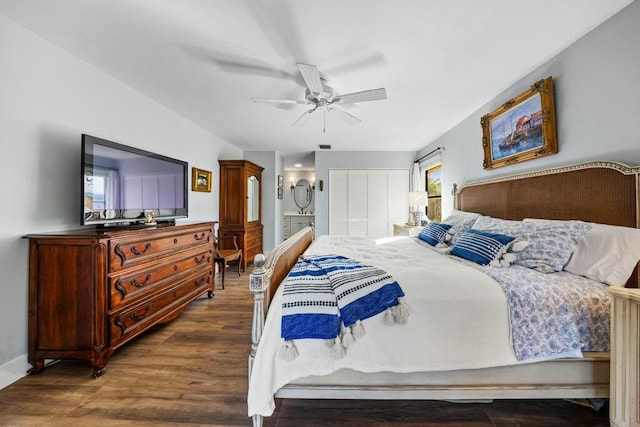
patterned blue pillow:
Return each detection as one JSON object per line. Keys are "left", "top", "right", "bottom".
{"left": 417, "top": 222, "right": 452, "bottom": 246}
{"left": 450, "top": 229, "right": 516, "bottom": 265}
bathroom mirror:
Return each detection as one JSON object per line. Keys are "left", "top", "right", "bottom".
{"left": 247, "top": 175, "right": 260, "bottom": 222}
{"left": 293, "top": 179, "right": 312, "bottom": 210}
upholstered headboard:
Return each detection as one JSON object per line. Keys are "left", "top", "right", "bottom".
{"left": 454, "top": 161, "right": 640, "bottom": 287}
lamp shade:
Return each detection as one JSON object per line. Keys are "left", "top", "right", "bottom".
{"left": 408, "top": 191, "right": 428, "bottom": 207}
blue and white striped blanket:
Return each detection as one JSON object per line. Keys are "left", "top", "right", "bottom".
{"left": 280, "top": 254, "right": 409, "bottom": 360}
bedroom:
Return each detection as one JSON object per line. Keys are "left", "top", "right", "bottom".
{"left": 1, "top": 0, "right": 639, "bottom": 425}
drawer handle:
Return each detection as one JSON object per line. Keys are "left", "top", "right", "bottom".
{"left": 194, "top": 254, "right": 206, "bottom": 264}
{"left": 131, "top": 304, "right": 152, "bottom": 320}
{"left": 131, "top": 274, "right": 152, "bottom": 288}
{"left": 194, "top": 277, "right": 205, "bottom": 287}
{"left": 174, "top": 238, "right": 178, "bottom": 244}
{"left": 173, "top": 291, "right": 178, "bottom": 298}
{"left": 174, "top": 265, "right": 178, "bottom": 271}
{"left": 194, "top": 232, "right": 206, "bottom": 241}
{"left": 130, "top": 243, "right": 151, "bottom": 256}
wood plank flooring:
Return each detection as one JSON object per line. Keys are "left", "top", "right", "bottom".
{"left": 0, "top": 268, "right": 609, "bottom": 426}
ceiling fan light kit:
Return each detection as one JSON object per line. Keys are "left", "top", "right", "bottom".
{"left": 251, "top": 63, "right": 387, "bottom": 132}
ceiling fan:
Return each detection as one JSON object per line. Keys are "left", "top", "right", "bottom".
{"left": 250, "top": 63, "right": 387, "bottom": 131}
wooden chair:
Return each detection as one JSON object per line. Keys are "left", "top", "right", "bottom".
{"left": 214, "top": 234, "right": 243, "bottom": 289}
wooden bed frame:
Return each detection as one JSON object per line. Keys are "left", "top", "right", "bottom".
{"left": 248, "top": 161, "right": 640, "bottom": 427}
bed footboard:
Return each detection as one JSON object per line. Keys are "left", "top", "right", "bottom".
{"left": 248, "top": 227, "right": 314, "bottom": 427}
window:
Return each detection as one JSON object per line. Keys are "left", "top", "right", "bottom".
{"left": 426, "top": 165, "right": 442, "bottom": 222}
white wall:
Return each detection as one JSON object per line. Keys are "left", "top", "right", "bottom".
{"left": 314, "top": 151, "right": 416, "bottom": 236}
{"left": 0, "top": 14, "right": 241, "bottom": 386}
{"left": 417, "top": 1, "right": 640, "bottom": 218}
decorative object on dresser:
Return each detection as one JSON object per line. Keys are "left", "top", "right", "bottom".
{"left": 191, "top": 167, "right": 212, "bottom": 192}
{"left": 480, "top": 76, "right": 557, "bottom": 170}
{"left": 25, "top": 222, "right": 216, "bottom": 377}
{"left": 214, "top": 232, "right": 243, "bottom": 289}
{"left": 393, "top": 223, "right": 423, "bottom": 237}
{"left": 219, "top": 160, "right": 264, "bottom": 270}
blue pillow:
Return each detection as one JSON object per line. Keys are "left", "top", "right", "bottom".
{"left": 450, "top": 229, "right": 516, "bottom": 265}
{"left": 417, "top": 222, "right": 452, "bottom": 246}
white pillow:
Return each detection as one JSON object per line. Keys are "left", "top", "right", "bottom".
{"left": 563, "top": 222, "right": 640, "bottom": 286}
{"left": 441, "top": 209, "right": 481, "bottom": 244}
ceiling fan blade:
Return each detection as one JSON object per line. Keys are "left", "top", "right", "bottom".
{"left": 333, "top": 88, "right": 387, "bottom": 104}
{"left": 291, "top": 108, "right": 316, "bottom": 127}
{"left": 251, "top": 97, "right": 309, "bottom": 105}
{"left": 297, "top": 63, "right": 324, "bottom": 98}
{"left": 329, "top": 106, "right": 362, "bottom": 126}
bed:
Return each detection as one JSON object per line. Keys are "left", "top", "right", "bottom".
{"left": 247, "top": 161, "right": 640, "bottom": 427}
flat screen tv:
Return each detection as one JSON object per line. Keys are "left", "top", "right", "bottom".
{"left": 82, "top": 134, "right": 188, "bottom": 226}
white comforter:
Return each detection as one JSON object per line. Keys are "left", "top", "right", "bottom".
{"left": 247, "top": 235, "right": 519, "bottom": 417}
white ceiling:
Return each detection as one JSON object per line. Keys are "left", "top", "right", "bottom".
{"left": 0, "top": 0, "right": 632, "bottom": 169}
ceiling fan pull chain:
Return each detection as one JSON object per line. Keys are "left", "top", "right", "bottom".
{"left": 323, "top": 108, "right": 326, "bottom": 133}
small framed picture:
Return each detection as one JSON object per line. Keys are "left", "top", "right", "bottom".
{"left": 277, "top": 187, "right": 283, "bottom": 199}
{"left": 277, "top": 175, "right": 283, "bottom": 188}
{"left": 192, "top": 167, "right": 212, "bottom": 192}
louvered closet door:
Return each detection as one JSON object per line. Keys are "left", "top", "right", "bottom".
{"left": 387, "top": 170, "right": 409, "bottom": 235}
{"left": 329, "top": 170, "right": 349, "bottom": 235}
{"left": 348, "top": 170, "right": 368, "bottom": 235}
{"left": 367, "top": 170, "right": 388, "bottom": 237}
{"left": 329, "top": 169, "right": 409, "bottom": 236}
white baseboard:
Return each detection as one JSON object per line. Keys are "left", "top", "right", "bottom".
{"left": 0, "top": 353, "right": 29, "bottom": 389}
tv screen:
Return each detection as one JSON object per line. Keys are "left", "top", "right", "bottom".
{"left": 82, "top": 134, "right": 188, "bottom": 226}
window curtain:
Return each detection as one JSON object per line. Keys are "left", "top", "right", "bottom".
{"left": 419, "top": 152, "right": 442, "bottom": 173}
{"left": 411, "top": 162, "right": 421, "bottom": 192}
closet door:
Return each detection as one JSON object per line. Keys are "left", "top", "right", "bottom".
{"left": 329, "top": 170, "right": 349, "bottom": 235}
{"left": 387, "top": 170, "right": 409, "bottom": 234}
{"left": 348, "top": 170, "right": 368, "bottom": 236}
{"left": 367, "top": 170, "right": 388, "bottom": 237}
{"left": 329, "top": 169, "right": 409, "bottom": 236}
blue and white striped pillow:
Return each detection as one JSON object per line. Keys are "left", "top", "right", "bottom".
{"left": 417, "top": 222, "right": 452, "bottom": 246}
{"left": 450, "top": 229, "right": 516, "bottom": 265}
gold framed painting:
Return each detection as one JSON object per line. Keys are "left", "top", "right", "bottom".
{"left": 191, "top": 167, "right": 212, "bottom": 192}
{"left": 481, "top": 76, "right": 557, "bottom": 170}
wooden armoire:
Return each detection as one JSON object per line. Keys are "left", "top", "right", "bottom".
{"left": 218, "top": 160, "right": 264, "bottom": 269}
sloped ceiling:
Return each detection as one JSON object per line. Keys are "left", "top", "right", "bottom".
{"left": 0, "top": 0, "right": 632, "bottom": 165}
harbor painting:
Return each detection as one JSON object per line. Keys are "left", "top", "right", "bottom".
{"left": 481, "top": 77, "right": 557, "bottom": 170}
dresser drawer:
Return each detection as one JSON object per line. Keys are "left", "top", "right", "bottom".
{"left": 109, "top": 247, "right": 212, "bottom": 308}
{"left": 109, "top": 226, "right": 213, "bottom": 272}
{"left": 109, "top": 269, "right": 212, "bottom": 345}
{"left": 245, "top": 244, "right": 262, "bottom": 261}
{"left": 245, "top": 234, "right": 262, "bottom": 249}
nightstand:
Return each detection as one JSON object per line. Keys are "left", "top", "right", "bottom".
{"left": 393, "top": 223, "right": 423, "bottom": 237}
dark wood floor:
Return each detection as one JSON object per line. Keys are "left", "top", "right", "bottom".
{"left": 0, "top": 268, "right": 609, "bottom": 426}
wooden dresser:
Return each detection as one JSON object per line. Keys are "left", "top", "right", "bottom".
{"left": 26, "top": 222, "right": 215, "bottom": 377}
{"left": 219, "top": 160, "right": 264, "bottom": 269}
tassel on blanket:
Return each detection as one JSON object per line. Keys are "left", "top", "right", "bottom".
{"left": 392, "top": 297, "right": 411, "bottom": 325}
{"left": 329, "top": 336, "right": 346, "bottom": 359}
{"left": 341, "top": 324, "right": 356, "bottom": 348}
{"left": 278, "top": 340, "right": 299, "bottom": 361}
{"left": 351, "top": 320, "right": 366, "bottom": 339}
{"left": 383, "top": 307, "right": 396, "bottom": 325}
